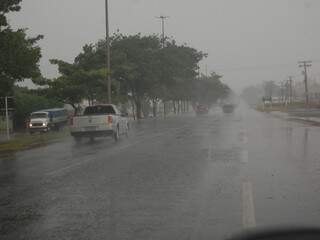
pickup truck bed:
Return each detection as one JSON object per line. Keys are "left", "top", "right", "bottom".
{"left": 70, "top": 104, "right": 128, "bottom": 141}
{"left": 71, "top": 115, "right": 114, "bottom": 137}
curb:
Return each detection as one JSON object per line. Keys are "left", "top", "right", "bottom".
{"left": 268, "top": 111, "right": 320, "bottom": 126}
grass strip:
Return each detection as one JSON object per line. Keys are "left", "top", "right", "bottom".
{"left": 0, "top": 129, "right": 69, "bottom": 152}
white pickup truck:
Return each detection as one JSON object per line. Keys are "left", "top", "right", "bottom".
{"left": 70, "top": 104, "right": 129, "bottom": 142}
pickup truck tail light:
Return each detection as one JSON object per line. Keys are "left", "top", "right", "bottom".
{"left": 107, "top": 115, "right": 113, "bottom": 124}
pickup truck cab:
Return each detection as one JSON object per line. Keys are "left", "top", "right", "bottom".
{"left": 70, "top": 104, "right": 129, "bottom": 142}
{"left": 222, "top": 103, "right": 235, "bottom": 113}
{"left": 29, "top": 108, "right": 68, "bottom": 133}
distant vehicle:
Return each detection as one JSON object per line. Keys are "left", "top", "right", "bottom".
{"left": 222, "top": 104, "right": 235, "bottom": 113}
{"left": 29, "top": 108, "right": 68, "bottom": 134}
{"left": 70, "top": 104, "right": 129, "bottom": 142}
{"left": 196, "top": 104, "right": 209, "bottom": 115}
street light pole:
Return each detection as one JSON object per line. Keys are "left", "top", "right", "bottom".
{"left": 288, "top": 76, "right": 293, "bottom": 103}
{"left": 105, "top": 0, "right": 112, "bottom": 103}
{"left": 156, "top": 15, "right": 169, "bottom": 118}
{"left": 156, "top": 16, "right": 169, "bottom": 47}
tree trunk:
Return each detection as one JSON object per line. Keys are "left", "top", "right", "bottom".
{"left": 173, "top": 101, "right": 177, "bottom": 114}
{"left": 131, "top": 99, "right": 136, "bottom": 120}
{"left": 163, "top": 101, "right": 166, "bottom": 118}
{"left": 152, "top": 99, "right": 157, "bottom": 118}
{"left": 177, "top": 100, "right": 180, "bottom": 114}
{"left": 136, "top": 98, "right": 142, "bottom": 119}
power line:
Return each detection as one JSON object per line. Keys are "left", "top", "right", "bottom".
{"left": 212, "top": 60, "right": 320, "bottom": 73}
{"left": 214, "top": 62, "right": 299, "bottom": 72}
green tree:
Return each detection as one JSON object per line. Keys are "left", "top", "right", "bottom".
{"left": 0, "top": 0, "right": 43, "bottom": 96}
{"left": 46, "top": 32, "right": 229, "bottom": 119}
{"left": 111, "top": 34, "right": 162, "bottom": 118}
{"left": 158, "top": 41, "right": 206, "bottom": 113}
{"left": 0, "top": 0, "right": 21, "bottom": 28}
{"left": 111, "top": 35, "right": 206, "bottom": 118}
{"left": 192, "top": 73, "right": 230, "bottom": 106}
{"left": 47, "top": 43, "right": 124, "bottom": 111}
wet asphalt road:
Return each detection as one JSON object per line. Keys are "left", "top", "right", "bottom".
{"left": 1, "top": 105, "right": 320, "bottom": 240}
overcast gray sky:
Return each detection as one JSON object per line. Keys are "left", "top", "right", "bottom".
{"left": 8, "top": 0, "right": 320, "bottom": 92}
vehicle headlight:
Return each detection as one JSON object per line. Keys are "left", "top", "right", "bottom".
{"left": 42, "top": 123, "right": 47, "bottom": 126}
{"left": 29, "top": 123, "right": 32, "bottom": 127}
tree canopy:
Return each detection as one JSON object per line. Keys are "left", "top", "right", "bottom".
{"left": 0, "top": 0, "right": 21, "bottom": 28}
{"left": 0, "top": 0, "right": 43, "bottom": 96}
{"left": 193, "top": 73, "right": 230, "bottom": 106}
{"left": 46, "top": 33, "right": 230, "bottom": 118}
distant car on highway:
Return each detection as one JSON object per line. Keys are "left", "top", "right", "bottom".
{"left": 196, "top": 104, "right": 209, "bottom": 115}
{"left": 29, "top": 108, "right": 68, "bottom": 134}
{"left": 222, "top": 104, "right": 235, "bottom": 113}
{"left": 70, "top": 104, "right": 129, "bottom": 142}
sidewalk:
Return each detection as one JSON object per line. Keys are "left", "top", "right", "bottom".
{"left": 269, "top": 111, "right": 320, "bottom": 125}
{"left": 0, "top": 132, "right": 10, "bottom": 143}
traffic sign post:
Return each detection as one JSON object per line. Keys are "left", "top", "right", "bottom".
{"left": 5, "top": 97, "right": 10, "bottom": 140}
{"left": 0, "top": 96, "right": 14, "bottom": 140}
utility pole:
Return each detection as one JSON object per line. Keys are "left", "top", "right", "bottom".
{"left": 280, "top": 82, "right": 284, "bottom": 104}
{"left": 288, "top": 76, "right": 293, "bottom": 103}
{"left": 105, "top": 0, "right": 112, "bottom": 103}
{"left": 299, "top": 61, "right": 312, "bottom": 106}
{"left": 156, "top": 16, "right": 169, "bottom": 47}
{"left": 284, "top": 80, "right": 289, "bottom": 104}
{"left": 1, "top": 96, "right": 13, "bottom": 140}
{"left": 156, "top": 15, "right": 169, "bottom": 118}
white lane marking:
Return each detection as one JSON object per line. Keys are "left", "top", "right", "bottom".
{"left": 239, "top": 128, "right": 248, "bottom": 144}
{"left": 242, "top": 135, "right": 248, "bottom": 144}
{"left": 239, "top": 128, "right": 246, "bottom": 135}
{"left": 242, "top": 181, "right": 256, "bottom": 228}
{"left": 46, "top": 159, "right": 92, "bottom": 177}
{"left": 241, "top": 150, "right": 249, "bottom": 163}
{"left": 208, "top": 144, "right": 212, "bottom": 161}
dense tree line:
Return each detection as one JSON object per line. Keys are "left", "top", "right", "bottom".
{"left": 45, "top": 33, "right": 230, "bottom": 118}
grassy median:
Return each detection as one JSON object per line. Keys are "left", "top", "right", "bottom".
{"left": 257, "top": 102, "right": 320, "bottom": 112}
{"left": 0, "top": 128, "right": 70, "bottom": 153}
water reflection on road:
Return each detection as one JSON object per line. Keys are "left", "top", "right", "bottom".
{"left": 1, "top": 105, "right": 320, "bottom": 239}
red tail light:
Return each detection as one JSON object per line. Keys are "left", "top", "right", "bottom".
{"left": 107, "top": 115, "right": 113, "bottom": 124}
{"left": 70, "top": 117, "right": 74, "bottom": 126}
